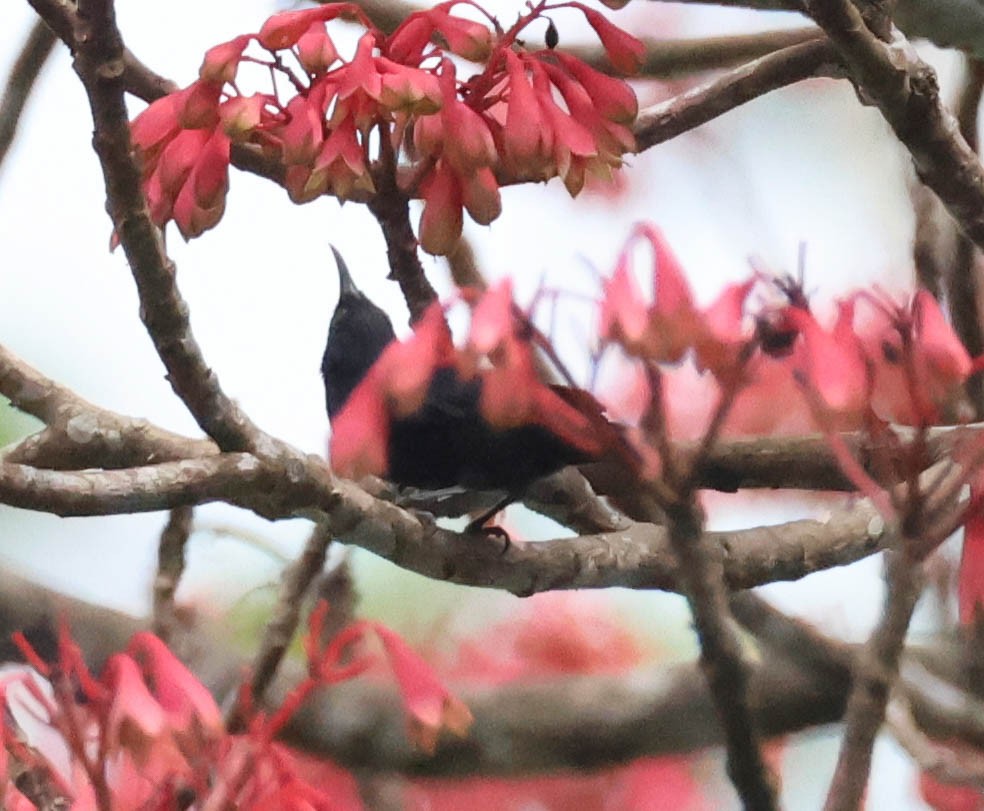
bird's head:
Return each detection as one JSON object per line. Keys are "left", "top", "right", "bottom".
{"left": 321, "top": 246, "right": 397, "bottom": 418}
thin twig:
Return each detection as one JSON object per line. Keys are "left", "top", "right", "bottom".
{"left": 823, "top": 550, "right": 925, "bottom": 811}
{"left": 227, "top": 522, "right": 335, "bottom": 731}
{"left": 152, "top": 505, "right": 194, "bottom": 643}
{"left": 0, "top": 19, "right": 57, "bottom": 174}
{"left": 313, "top": 551, "right": 357, "bottom": 644}
{"left": 661, "top": 498, "right": 779, "bottom": 809}
{"left": 446, "top": 236, "right": 486, "bottom": 291}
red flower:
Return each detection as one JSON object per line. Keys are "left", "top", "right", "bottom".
{"left": 387, "top": 5, "right": 492, "bottom": 63}
{"left": 960, "top": 486, "right": 984, "bottom": 627}
{"left": 127, "top": 3, "right": 639, "bottom": 251}
{"left": 861, "top": 289, "right": 972, "bottom": 425}
{"left": 200, "top": 35, "right": 252, "bottom": 84}
{"left": 102, "top": 653, "right": 172, "bottom": 762}
{"left": 695, "top": 279, "right": 756, "bottom": 376}
{"left": 553, "top": 52, "right": 638, "bottom": 124}
{"left": 374, "top": 624, "right": 473, "bottom": 753}
{"left": 311, "top": 116, "right": 373, "bottom": 200}
{"left": 125, "top": 632, "right": 223, "bottom": 745}
{"left": 785, "top": 302, "right": 868, "bottom": 423}
{"left": 257, "top": 4, "right": 364, "bottom": 50}
{"left": 171, "top": 128, "right": 231, "bottom": 240}
{"left": 296, "top": 22, "right": 340, "bottom": 74}
{"left": 501, "top": 51, "right": 551, "bottom": 177}
{"left": 330, "top": 304, "right": 454, "bottom": 478}
{"left": 575, "top": 5, "right": 645, "bottom": 73}
{"left": 377, "top": 57, "right": 442, "bottom": 116}
{"left": 418, "top": 160, "right": 465, "bottom": 256}
{"left": 599, "top": 225, "right": 700, "bottom": 364}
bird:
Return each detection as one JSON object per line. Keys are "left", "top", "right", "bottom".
{"left": 321, "top": 247, "right": 601, "bottom": 527}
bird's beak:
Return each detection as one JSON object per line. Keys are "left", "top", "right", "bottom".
{"left": 330, "top": 245, "right": 359, "bottom": 297}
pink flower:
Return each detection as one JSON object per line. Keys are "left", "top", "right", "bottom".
{"left": 501, "top": 51, "right": 552, "bottom": 177}
{"left": 861, "top": 289, "right": 972, "bottom": 424}
{"left": 102, "top": 653, "right": 170, "bottom": 762}
{"left": 599, "top": 225, "right": 700, "bottom": 365}
{"left": 257, "top": 4, "right": 364, "bottom": 50}
{"left": 200, "top": 35, "right": 252, "bottom": 84}
{"left": 785, "top": 302, "right": 868, "bottom": 423}
{"left": 171, "top": 129, "right": 230, "bottom": 240}
{"left": 125, "top": 632, "right": 223, "bottom": 746}
{"left": 575, "top": 5, "right": 645, "bottom": 73}
{"left": 418, "top": 161, "right": 464, "bottom": 256}
{"left": 386, "top": 5, "right": 492, "bottom": 63}
{"left": 374, "top": 624, "right": 473, "bottom": 753}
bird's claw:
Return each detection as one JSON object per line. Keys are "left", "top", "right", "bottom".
{"left": 465, "top": 518, "right": 512, "bottom": 554}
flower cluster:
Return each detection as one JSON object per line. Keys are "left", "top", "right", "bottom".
{"left": 0, "top": 608, "right": 470, "bottom": 809}
{"left": 129, "top": 1, "right": 642, "bottom": 251}
{"left": 598, "top": 224, "right": 975, "bottom": 431}
{"left": 330, "top": 280, "right": 608, "bottom": 480}
{"left": 599, "top": 223, "right": 755, "bottom": 380}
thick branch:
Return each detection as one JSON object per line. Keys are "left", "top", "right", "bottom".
{"left": 285, "top": 651, "right": 846, "bottom": 776}
{"left": 0, "top": 455, "right": 271, "bottom": 515}
{"left": 64, "top": 0, "right": 262, "bottom": 453}
{"left": 0, "top": 344, "right": 216, "bottom": 469}
{"left": 0, "top": 558, "right": 852, "bottom": 776}
{"left": 806, "top": 0, "right": 984, "bottom": 253}
{"left": 15, "top": 563, "right": 984, "bottom": 777}
{"left": 0, "top": 454, "right": 892, "bottom": 593}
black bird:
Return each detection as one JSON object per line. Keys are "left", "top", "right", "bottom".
{"left": 321, "top": 247, "right": 599, "bottom": 523}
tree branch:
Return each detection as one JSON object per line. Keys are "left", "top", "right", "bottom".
{"left": 634, "top": 37, "right": 839, "bottom": 151}
{"left": 0, "top": 452, "right": 894, "bottom": 593}
{"left": 663, "top": 500, "right": 778, "bottom": 808}
{"left": 806, "top": 0, "right": 984, "bottom": 255}
{"left": 0, "top": 343, "right": 216, "bottom": 469}
{"left": 63, "top": 0, "right": 263, "bottom": 453}
{"left": 0, "top": 19, "right": 57, "bottom": 174}
{"left": 578, "top": 27, "right": 825, "bottom": 78}
{"left": 0, "top": 455, "right": 271, "bottom": 515}
{"left": 947, "top": 57, "right": 984, "bottom": 417}
{"left": 230, "top": 522, "right": 335, "bottom": 730}
{"left": 152, "top": 505, "right": 193, "bottom": 643}
{"left": 824, "top": 550, "right": 925, "bottom": 811}
{"left": 369, "top": 134, "right": 437, "bottom": 323}
{"left": 0, "top": 556, "right": 851, "bottom": 776}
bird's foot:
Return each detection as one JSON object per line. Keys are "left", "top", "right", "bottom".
{"left": 464, "top": 517, "right": 512, "bottom": 553}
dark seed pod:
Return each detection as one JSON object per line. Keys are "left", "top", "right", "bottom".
{"left": 545, "top": 19, "right": 559, "bottom": 49}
